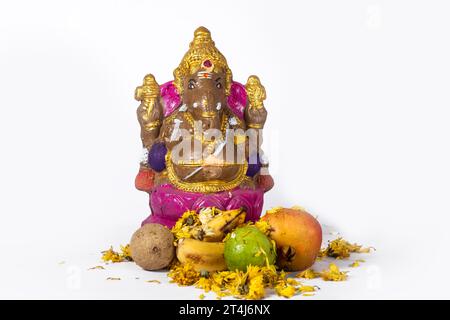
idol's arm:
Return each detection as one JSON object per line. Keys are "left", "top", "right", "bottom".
{"left": 135, "top": 74, "right": 163, "bottom": 192}
{"left": 245, "top": 106, "right": 273, "bottom": 192}
{"left": 245, "top": 105, "right": 267, "bottom": 130}
{"left": 137, "top": 97, "right": 163, "bottom": 150}
{"left": 244, "top": 75, "right": 274, "bottom": 192}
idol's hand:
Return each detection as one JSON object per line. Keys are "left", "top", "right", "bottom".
{"left": 245, "top": 105, "right": 267, "bottom": 129}
{"left": 135, "top": 74, "right": 163, "bottom": 148}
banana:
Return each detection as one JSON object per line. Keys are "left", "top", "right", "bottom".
{"left": 190, "top": 208, "right": 246, "bottom": 242}
{"left": 176, "top": 238, "right": 227, "bottom": 272}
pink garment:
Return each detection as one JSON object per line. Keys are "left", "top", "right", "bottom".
{"left": 142, "top": 184, "right": 264, "bottom": 228}
{"left": 227, "top": 81, "right": 247, "bottom": 120}
{"left": 160, "top": 81, "right": 181, "bottom": 117}
{"left": 160, "top": 81, "right": 247, "bottom": 119}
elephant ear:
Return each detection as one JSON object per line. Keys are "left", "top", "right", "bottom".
{"left": 160, "top": 81, "right": 182, "bottom": 117}
{"left": 227, "top": 81, "right": 247, "bottom": 120}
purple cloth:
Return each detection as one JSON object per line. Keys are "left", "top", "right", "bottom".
{"left": 148, "top": 142, "right": 167, "bottom": 172}
{"left": 246, "top": 153, "right": 262, "bottom": 177}
{"left": 160, "top": 80, "right": 247, "bottom": 119}
{"left": 141, "top": 184, "right": 264, "bottom": 228}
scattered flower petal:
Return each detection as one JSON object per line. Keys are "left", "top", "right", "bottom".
{"left": 319, "top": 263, "right": 348, "bottom": 281}
{"left": 296, "top": 269, "right": 319, "bottom": 279}
{"left": 146, "top": 280, "right": 161, "bottom": 284}
{"left": 88, "top": 266, "right": 105, "bottom": 270}
{"left": 101, "top": 245, "right": 133, "bottom": 263}
{"left": 319, "top": 238, "right": 373, "bottom": 259}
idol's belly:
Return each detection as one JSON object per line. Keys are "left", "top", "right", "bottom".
{"left": 165, "top": 150, "right": 249, "bottom": 193}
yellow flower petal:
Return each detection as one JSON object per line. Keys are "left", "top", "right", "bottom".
{"left": 298, "top": 285, "right": 316, "bottom": 293}
{"left": 296, "top": 269, "right": 319, "bottom": 279}
{"left": 275, "top": 284, "right": 296, "bottom": 298}
{"left": 319, "top": 263, "right": 348, "bottom": 281}
{"left": 320, "top": 238, "right": 373, "bottom": 259}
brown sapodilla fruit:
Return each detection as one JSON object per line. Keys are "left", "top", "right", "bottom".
{"left": 262, "top": 207, "right": 322, "bottom": 271}
{"left": 130, "top": 223, "right": 175, "bottom": 270}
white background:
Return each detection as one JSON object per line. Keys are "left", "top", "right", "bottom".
{"left": 1, "top": 0, "right": 449, "bottom": 299}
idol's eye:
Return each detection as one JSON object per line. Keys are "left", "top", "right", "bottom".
{"left": 215, "top": 78, "right": 222, "bottom": 89}
{"left": 188, "top": 79, "right": 196, "bottom": 89}
{"left": 216, "top": 77, "right": 222, "bottom": 89}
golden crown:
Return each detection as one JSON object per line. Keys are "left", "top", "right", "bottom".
{"left": 173, "top": 27, "right": 233, "bottom": 95}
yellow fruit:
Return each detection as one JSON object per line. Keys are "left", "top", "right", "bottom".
{"left": 176, "top": 238, "right": 227, "bottom": 272}
{"left": 190, "top": 208, "right": 246, "bottom": 242}
{"left": 262, "top": 207, "right": 322, "bottom": 271}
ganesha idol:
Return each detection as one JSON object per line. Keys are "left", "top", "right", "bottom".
{"left": 134, "top": 27, "right": 274, "bottom": 228}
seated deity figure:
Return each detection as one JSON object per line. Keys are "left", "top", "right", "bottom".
{"left": 134, "top": 27, "right": 274, "bottom": 228}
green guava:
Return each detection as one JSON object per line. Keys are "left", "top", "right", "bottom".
{"left": 224, "top": 225, "right": 276, "bottom": 271}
